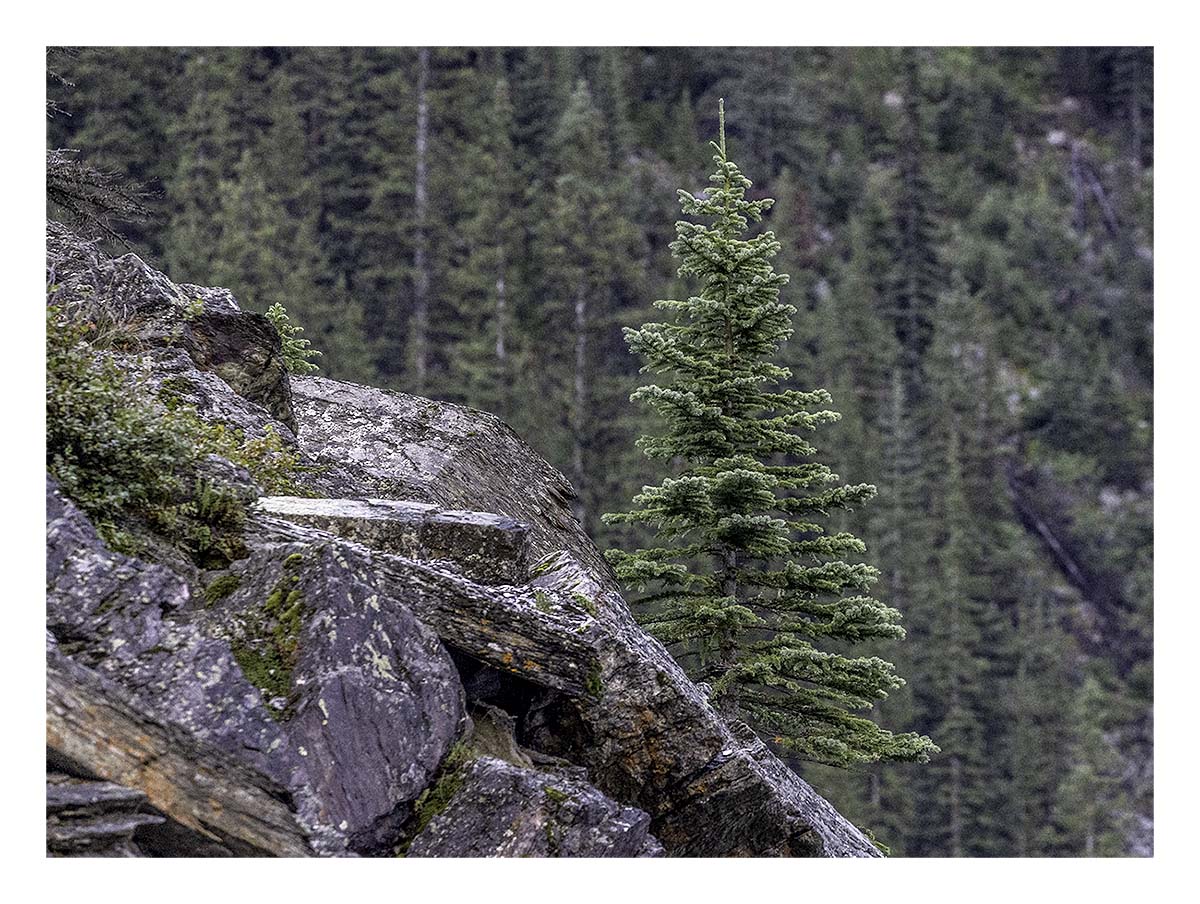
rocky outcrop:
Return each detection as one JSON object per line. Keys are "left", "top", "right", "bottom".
{"left": 45, "top": 226, "right": 879, "bottom": 857}
{"left": 47, "top": 223, "right": 296, "bottom": 436}
{"left": 281, "top": 388, "right": 878, "bottom": 858}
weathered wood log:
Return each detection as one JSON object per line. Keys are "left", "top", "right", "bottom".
{"left": 46, "top": 648, "right": 312, "bottom": 857}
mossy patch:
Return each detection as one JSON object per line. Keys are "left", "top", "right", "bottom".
{"left": 231, "top": 570, "right": 307, "bottom": 720}
{"left": 528, "top": 555, "right": 560, "bottom": 579}
{"left": 585, "top": 663, "right": 604, "bottom": 699}
{"left": 571, "top": 591, "right": 598, "bottom": 617}
{"left": 203, "top": 572, "right": 243, "bottom": 606}
{"left": 533, "top": 589, "right": 553, "bottom": 612}
{"left": 543, "top": 786, "right": 570, "bottom": 804}
{"left": 396, "top": 742, "right": 475, "bottom": 856}
{"left": 156, "top": 375, "right": 195, "bottom": 410}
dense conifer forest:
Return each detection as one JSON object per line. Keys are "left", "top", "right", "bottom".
{"left": 47, "top": 46, "right": 1153, "bottom": 856}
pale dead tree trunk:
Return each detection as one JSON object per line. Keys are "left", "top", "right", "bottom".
{"left": 950, "top": 754, "right": 964, "bottom": 857}
{"left": 948, "top": 536, "right": 965, "bottom": 858}
{"left": 495, "top": 264, "right": 507, "bottom": 362}
{"left": 571, "top": 286, "right": 588, "bottom": 530}
{"left": 1128, "top": 89, "right": 1143, "bottom": 169}
{"left": 493, "top": 251, "right": 510, "bottom": 418}
{"left": 411, "top": 47, "right": 431, "bottom": 392}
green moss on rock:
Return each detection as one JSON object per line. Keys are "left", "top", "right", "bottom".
{"left": 203, "top": 572, "right": 243, "bottom": 606}
{"left": 231, "top": 570, "right": 307, "bottom": 720}
{"left": 397, "top": 742, "right": 476, "bottom": 856}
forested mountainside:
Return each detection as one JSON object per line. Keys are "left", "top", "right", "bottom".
{"left": 47, "top": 46, "right": 1152, "bottom": 856}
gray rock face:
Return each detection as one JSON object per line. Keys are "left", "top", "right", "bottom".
{"left": 406, "top": 757, "right": 662, "bottom": 858}
{"left": 47, "top": 774, "right": 163, "bottom": 857}
{"left": 290, "top": 376, "right": 611, "bottom": 581}
{"left": 47, "top": 477, "right": 467, "bottom": 856}
{"left": 205, "top": 537, "right": 468, "bottom": 854}
{"left": 246, "top": 511, "right": 601, "bottom": 697}
{"left": 254, "top": 496, "right": 530, "bottom": 585}
{"left": 48, "top": 644, "right": 312, "bottom": 858}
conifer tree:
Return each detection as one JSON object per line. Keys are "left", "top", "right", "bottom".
{"left": 605, "top": 102, "right": 936, "bottom": 768}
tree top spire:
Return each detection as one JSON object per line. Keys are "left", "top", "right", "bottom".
{"left": 718, "top": 97, "right": 726, "bottom": 159}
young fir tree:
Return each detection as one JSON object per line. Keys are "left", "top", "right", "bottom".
{"left": 605, "top": 102, "right": 937, "bottom": 768}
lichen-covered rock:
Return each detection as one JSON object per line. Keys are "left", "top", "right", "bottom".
{"left": 47, "top": 477, "right": 467, "bottom": 856}
{"left": 406, "top": 757, "right": 662, "bottom": 858}
{"left": 203, "top": 539, "right": 469, "bottom": 854}
{"left": 47, "top": 222, "right": 296, "bottom": 434}
{"left": 290, "top": 376, "right": 610, "bottom": 580}
{"left": 282, "top": 381, "right": 881, "bottom": 856}
{"left": 254, "top": 496, "right": 530, "bottom": 585}
{"left": 48, "top": 644, "right": 312, "bottom": 857}
{"left": 246, "top": 511, "right": 600, "bottom": 697}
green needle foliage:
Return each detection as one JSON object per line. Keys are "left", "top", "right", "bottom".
{"left": 604, "top": 101, "right": 937, "bottom": 768}
{"left": 266, "top": 302, "right": 322, "bottom": 374}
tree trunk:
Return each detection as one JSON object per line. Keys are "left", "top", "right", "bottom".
{"left": 495, "top": 247, "right": 509, "bottom": 415}
{"left": 411, "top": 47, "right": 431, "bottom": 392}
{"left": 571, "top": 286, "right": 588, "bottom": 531}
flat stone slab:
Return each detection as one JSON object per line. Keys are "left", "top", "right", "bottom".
{"left": 254, "top": 497, "right": 530, "bottom": 585}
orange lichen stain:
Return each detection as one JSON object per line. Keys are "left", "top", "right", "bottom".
{"left": 501, "top": 652, "right": 514, "bottom": 665}
{"left": 523, "top": 660, "right": 540, "bottom": 671}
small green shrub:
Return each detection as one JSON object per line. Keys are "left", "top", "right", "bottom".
{"left": 172, "top": 410, "right": 312, "bottom": 497}
{"left": 48, "top": 306, "right": 191, "bottom": 526}
{"left": 48, "top": 305, "right": 307, "bottom": 564}
{"left": 265, "top": 303, "right": 321, "bottom": 375}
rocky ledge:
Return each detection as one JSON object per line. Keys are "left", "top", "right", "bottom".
{"left": 45, "top": 225, "right": 879, "bottom": 857}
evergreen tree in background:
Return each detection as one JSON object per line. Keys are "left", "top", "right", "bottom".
{"left": 605, "top": 102, "right": 937, "bottom": 768}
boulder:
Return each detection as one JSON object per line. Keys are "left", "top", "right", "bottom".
{"left": 406, "top": 757, "right": 662, "bottom": 858}
{"left": 48, "top": 477, "right": 467, "bottom": 856}
{"left": 290, "top": 376, "right": 610, "bottom": 581}
{"left": 46, "top": 222, "right": 296, "bottom": 434}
